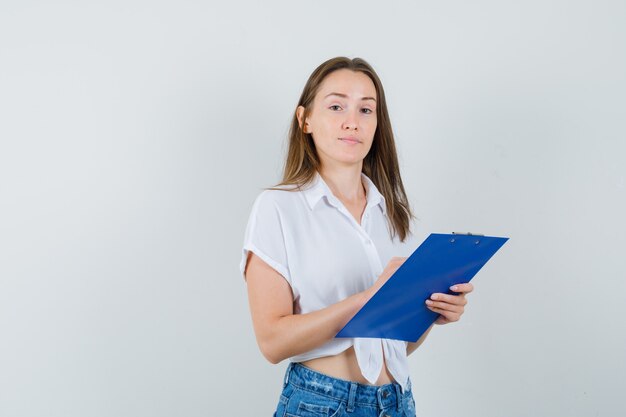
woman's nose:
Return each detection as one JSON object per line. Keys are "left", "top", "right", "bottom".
{"left": 342, "top": 110, "right": 359, "bottom": 130}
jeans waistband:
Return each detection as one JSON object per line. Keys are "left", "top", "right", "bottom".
{"left": 283, "top": 362, "right": 410, "bottom": 411}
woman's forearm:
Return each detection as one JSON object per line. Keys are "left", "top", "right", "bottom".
{"left": 407, "top": 324, "right": 435, "bottom": 356}
{"left": 261, "top": 291, "right": 369, "bottom": 364}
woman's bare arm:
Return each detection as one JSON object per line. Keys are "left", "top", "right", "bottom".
{"left": 245, "top": 252, "right": 369, "bottom": 364}
{"left": 406, "top": 324, "right": 434, "bottom": 356}
{"left": 245, "top": 253, "right": 408, "bottom": 363}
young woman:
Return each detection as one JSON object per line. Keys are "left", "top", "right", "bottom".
{"left": 240, "top": 57, "right": 473, "bottom": 417}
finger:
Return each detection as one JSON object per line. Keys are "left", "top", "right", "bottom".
{"left": 430, "top": 293, "right": 468, "bottom": 306}
{"left": 425, "top": 299, "right": 464, "bottom": 313}
{"left": 428, "top": 305, "right": 460, "bottom": 322}
{"left": 427, "top": 306, "right": 460, "bottom": 322}
{"left": 449, "top": 283, "right": 474, "bottom": 294}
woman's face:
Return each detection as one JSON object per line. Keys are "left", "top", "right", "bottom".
{"left": 297, "top": 69, "right": 378, "bottom": 169}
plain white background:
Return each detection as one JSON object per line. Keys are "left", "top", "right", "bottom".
{"left": 1, "top": 1, "right": 625, "bottom": 416}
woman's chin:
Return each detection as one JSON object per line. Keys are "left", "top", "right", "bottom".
{"left": 333, "top": 155, "right": 368, "bottom": 167}
{"left": 318, "top": 149, "right": 369, "bottom": 168}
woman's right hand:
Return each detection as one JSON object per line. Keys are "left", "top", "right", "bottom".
{"left": 364, "top": 256, "right": 407, "bottom": 300}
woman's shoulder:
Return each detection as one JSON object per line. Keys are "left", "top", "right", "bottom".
{"left": 250, "top": 184, "right": 308, "bottom": 212}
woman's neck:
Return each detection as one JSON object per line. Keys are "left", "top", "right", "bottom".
{"left": 318, "top": 164, "right": 366, "bottom": 205}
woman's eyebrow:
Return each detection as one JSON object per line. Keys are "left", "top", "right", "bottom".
{"left": 324, "top": 92, "right": 376, "bottom": 102}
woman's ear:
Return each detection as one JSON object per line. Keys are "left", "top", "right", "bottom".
{"left": 296, "top": 106, "right": 310, "bottom": 133}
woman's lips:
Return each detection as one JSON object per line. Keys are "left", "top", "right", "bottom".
{"left": 339, "top": 137, "right": 361, "bottom": 144}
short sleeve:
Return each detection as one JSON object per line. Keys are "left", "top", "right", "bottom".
{"left": 239, "top": 191, "right": 292, "bottom": 285}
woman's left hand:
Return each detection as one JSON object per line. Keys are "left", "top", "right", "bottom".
{"left": 425, "top": 283, "right": 474, "bottom": 325}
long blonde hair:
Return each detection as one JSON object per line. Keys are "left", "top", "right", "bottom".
{"left": 271, "top": 56, "right": 414, "bottom": 241}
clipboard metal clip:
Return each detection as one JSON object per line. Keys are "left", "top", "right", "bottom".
{"left": 450, "top": 232, "right": 485, "bottom": 244}
{"left": 451, "top": 232, "right": 485, "bottom": 236}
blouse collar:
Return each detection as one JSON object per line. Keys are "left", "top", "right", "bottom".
{"left": 302, "top": 171, "right": 387, "bottom": 215}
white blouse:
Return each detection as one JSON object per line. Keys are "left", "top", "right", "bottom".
{"left": 240, "top": 171, "right": 418, "bottom": 393}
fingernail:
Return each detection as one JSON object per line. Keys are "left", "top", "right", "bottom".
{"left": 425, "top": 300, "right": 433, "bottom": 305}
{"left": 431, "top": 294, "right": 438, "bottom": 300}
{"left": 450, "top": 285, "right": 458, "bottom": 291}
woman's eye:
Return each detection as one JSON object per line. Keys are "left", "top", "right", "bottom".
{"left": 329, "top": 105, "right": 342, "bottom": 111}
{"left": 361, "top": 108, "right": 373, "bottom": 114}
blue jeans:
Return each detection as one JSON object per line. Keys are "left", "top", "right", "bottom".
{"left": 273, "top": 362, "right": 417, "bottom": 417}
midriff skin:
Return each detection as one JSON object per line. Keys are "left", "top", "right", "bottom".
{"left": 300, "top": 343, "right": 395, "bottom": 385}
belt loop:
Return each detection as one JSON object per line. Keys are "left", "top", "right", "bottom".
{"left": 346, "top": 382, "right": 357, "bottom": 412}
{"left": 283, "top": 362, "right": 294, "bottom": 388}
{"left": 395, "top": 383, "right": 402, "bottom": 411}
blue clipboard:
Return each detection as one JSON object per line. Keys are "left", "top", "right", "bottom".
{"left": 336, "top": 233, "right": 509, "bottom": 342}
